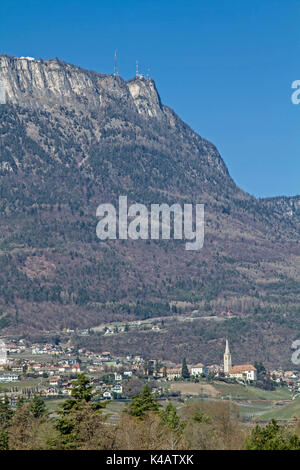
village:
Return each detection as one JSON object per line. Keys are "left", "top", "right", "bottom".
{"left": 0, "top": 336, "right": 300, "bottom": 410}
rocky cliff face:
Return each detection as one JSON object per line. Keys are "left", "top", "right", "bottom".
{"left": 1, "top": 55, "right": 107, "bottom": 109}
{"left": 1, "top": 55, "right": 170, "bottom": 121}
{"left": 0, "top": 54, "right": 232, "bottom": 188}
{"left": 0, "top": 54, "right": 299, "bottom": 367}
{"left": 127, "top": 77, "right": 164, "bottom": 119}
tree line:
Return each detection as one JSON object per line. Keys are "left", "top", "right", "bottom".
{"left": 1, "top": 373, "right": 300, "bottom": 450}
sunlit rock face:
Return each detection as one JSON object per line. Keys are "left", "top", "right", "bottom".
{"left": 0, "top": 55, "right": 106, "bottom": 109}
{"left": 127, "top": 77, "right": 164, "bottom": 119}
{"left": 0, "top": 55, "right": 163, "bottom": 117}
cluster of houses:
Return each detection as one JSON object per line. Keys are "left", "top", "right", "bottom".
{"left": 0, "top": 341, "right": 147, "bottom": 399}
{"left": 166, "top": 340, "right": 259, "bottom": 383}
{"left": 31, "top": 344, "right": 65, "bottom": 355}
{"left": 0, "top": 338, "right": 221, "bottom": 400}
{"left": 0, "top": 373, "right": 19, "bottom": 383}
{"left": 1, "top": 337, "right": 300, "bottom": 403}
{"left": 270, "top": 369, "right": 300, "bottom": 391}
{"left": 221, "top": 340, "right": 300, "bottom": 389}
{"left": 165, "top": 363, "right": 209, "bottom": 380}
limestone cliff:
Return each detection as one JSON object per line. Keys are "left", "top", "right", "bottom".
{"left": 0, "top": 55, "right": 163, "bottom": 119}
{"left": 0, "top": 54, "right": 231, "bottom": 183}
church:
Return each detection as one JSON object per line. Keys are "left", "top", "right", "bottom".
{"left": 223, "top": 339, "right": 257, "bottom": 381}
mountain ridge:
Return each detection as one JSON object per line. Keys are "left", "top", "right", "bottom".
{"left": 0, "top": 54, "right": 232, "bottom": 183}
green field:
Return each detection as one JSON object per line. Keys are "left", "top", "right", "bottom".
{"left": 45, "top": 398, "right": 65, "bottom": 414}
{"left": 212, "top": 381, "right": 292, "bottom": 401}
{"left": 259, "top": 397, "right": 300, "bottom": 421}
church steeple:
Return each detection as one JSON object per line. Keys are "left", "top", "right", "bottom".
{"left": 224, "top": 339, "right": 232, "bottom": 375}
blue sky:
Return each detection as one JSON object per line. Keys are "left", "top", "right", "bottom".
{"left": 0, "top": 0, "right": 299, "bottom": 197}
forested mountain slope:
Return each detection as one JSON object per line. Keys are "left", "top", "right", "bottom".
{"left": 0, "top": 55, "right": 299, "bottom": 366}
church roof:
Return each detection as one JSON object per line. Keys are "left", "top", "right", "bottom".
{"left": 230, "top": 364, "right": 256, "bottom": 373}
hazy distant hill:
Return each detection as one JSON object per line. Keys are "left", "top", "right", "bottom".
{"left": 0, "top": 55, "right": 299, "bottom": 366}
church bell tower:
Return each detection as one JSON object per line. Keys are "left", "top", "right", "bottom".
{"left": 223, "top": 339, "right": 232, "bottom": 375}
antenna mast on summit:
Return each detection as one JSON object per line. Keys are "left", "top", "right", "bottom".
{"left": 114, "top": 50, "right": 118, "bottom": 77}
{"left": 136, "top": 60, "right": 143, "bottom": 79}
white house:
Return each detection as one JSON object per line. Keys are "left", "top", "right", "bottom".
{"left": 229, "top": 364, "right": 257, "bottom": 381}
{"left": 0, "top": 340, "right": 7, "bottom": 364}
{"left": 123, "top": 371, "right": 133, "bottom": 378}
{"left": 166, "top": 367, "right": 181, "bottom": 380}
{"left": 0, "top": 374, "right": 19, "bottom": 382}
{"left": 112, "top": 384, "right": 122, "bottom": 394}
{"left": 190, "top": 363, "right": 209, "bottom": 377}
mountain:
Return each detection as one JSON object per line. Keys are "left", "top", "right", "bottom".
{"left": 260, "top": 196, "right": 300, "bottom": 223}
{"left": 0, "top": 54, "right": 299, "bottom": 367}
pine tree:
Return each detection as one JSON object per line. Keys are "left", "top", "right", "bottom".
{"left": 160, "top": 402, "right": 185, "bottom": 434}
{"left": 245, "top": 419, "right": 300, "bottom": 450}
{"left": 0, "top": 395, "right": 13, "bottom": 450}
{"left": 181, "top": 358, "right": 190, "bottom": 379}
{"left": 30, "top": 395, "right": 47, "bottom": 418}
{"left": 127, "top": 384, "right": 161, "bottom": 418}
{"left": 71, "top": 373, "right": 93, "bottom": 402}
{"left": 0, "top": 395, "right": 13, "bottom": 425}
{"left": 54, "top": 375, "right": 108, "bottom": 450}
{"left": 0, "top": 430, "right": 9, "bottom": 450}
